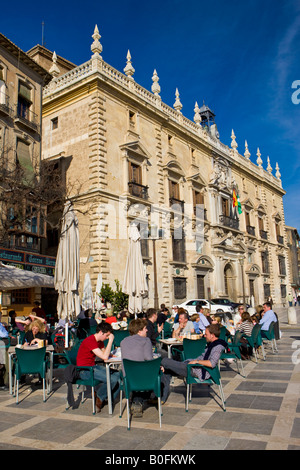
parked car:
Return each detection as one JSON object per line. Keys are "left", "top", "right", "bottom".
{"left": 211, "top": 298, "right": 250, "bottom": 312}
{"left": 172, "top": 299, "right": 234, "bottom": 320}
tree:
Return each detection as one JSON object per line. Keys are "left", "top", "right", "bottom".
{"left": 0, "top": 148, "right": 88, "bottom": 250}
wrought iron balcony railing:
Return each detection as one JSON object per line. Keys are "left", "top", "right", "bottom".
{"left": 219, "top": 215, "right": 239, "bottom": 230}
{"left": 128, "top": 181, "right": 149, "bottom": 200}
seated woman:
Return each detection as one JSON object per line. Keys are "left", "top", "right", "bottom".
{"left": 235, "top": 312, "right": 254, "bottom": 359}
{"left": 23, "top": 319, "right": 48, "bottom": 346}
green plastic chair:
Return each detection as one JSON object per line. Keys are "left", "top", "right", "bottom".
{"left": 183, "top": 338, "right": 207, "bottom": 361}
{"left": 242, "top": 324, "right": 266, "bottom": 362}
{"left": 120, "top": 357, "right": 162, "bottom": 430}
{"left": 74, "top": 366, "right": 102, "bottom": 415}
{"left": 14, "top": 347, "right": 50, "bottom": 403}
{"left": 261, "top": 321, "right": 278, "bottom": 354}
{"left": 162, "top": 322, "right": 173, "bottom": 339}
{"left": 53, "top": 341, "right": 81, "bottom": 369}
{"left": 113, "top": 330, "right": 130, "bottom": 348}
{"left": 185, "top": 363, "right": 226, "bottom": 412}
{"left": 220, "top": 330, "right": 245, "bottom": 377}
{"left": 18, "top": 330, "right": 26, "bottom": 345}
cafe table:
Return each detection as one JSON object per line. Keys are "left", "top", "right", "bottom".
{"left": 158, "top": 338, "right": 183, "bottom": 358}
{"left": 104, "top": 356, "right": 122, "bottom": 415}
{"left": 8, "top": 344, "right": 54, "bottom": 395}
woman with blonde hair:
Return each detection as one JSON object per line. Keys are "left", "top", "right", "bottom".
{"left": 23, "top": 319, "right": 48, "bottom": 346}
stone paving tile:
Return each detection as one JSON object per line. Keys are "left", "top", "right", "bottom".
{"left": 183, "top": 434, "right": 229, "bottom": 450}
{"left": 290, "top": 418, "right": 300, "bottom": 439}
{"left": 203, "top": 410, "right": 276, "bottom": 435}
{"left": 87, "top": 425, "right": 176, "bottom": 450}
{"left": 225, "top": 393, "right": 283, "bottom": 411}
{"left": 225, "top": 438, "right": 267, "bottom": 450}
{"left": 0, "top": 410, "right": 32, "bottom": 433}
{"left": 236, "top": 380, "right": 288, "bottom": 393}
{"left": 14, "top": 417, "right": 99, "bottom": 444}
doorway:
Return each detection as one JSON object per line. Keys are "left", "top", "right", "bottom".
{"left": 197, "top": 275, "right": 205, "bottom": 299}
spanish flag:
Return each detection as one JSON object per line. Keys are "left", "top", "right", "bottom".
{"left": 232, "top": 190, "right": 238, "bottom": 208}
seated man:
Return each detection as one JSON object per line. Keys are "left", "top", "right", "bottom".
{"left": 172, "top": 310, "right": 195, "bottom": 339}
{"left": 146, "top": 308, "right": 164, "bottom": 348}
{"left": 161, "top": 323, "right": 227, "bottom": 400}
{"left": 120, "top": 318, "right": 153, "bottom": 416}
{"left": 76, "top": 323, "right": 120, "bottom": 412}
{"left": 259, "top": 302, "right": 278, "bottom": 333}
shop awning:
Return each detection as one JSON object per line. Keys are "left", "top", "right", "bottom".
{"left": 0, "top": 262, "right": 54, "bottom": 290}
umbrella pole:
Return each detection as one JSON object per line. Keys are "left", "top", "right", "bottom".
{"left": 65, "top": 322, "right": 69, "bottom": 349}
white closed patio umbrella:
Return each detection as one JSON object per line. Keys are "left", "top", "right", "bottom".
{"left": 94, "top": 273, "right": 103, "bottom": 312}
{"left": 82, "top": 272, "right": 93, "bottom": 310}
{"left": 122, "top": 224, "right": 148, "bottom": 317}
{"left": 54, "top": 203, "right": 80, "bottom": 323}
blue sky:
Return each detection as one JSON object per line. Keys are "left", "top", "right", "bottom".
{"left": 1, "top": 0, "right": 300, "bottom": 229}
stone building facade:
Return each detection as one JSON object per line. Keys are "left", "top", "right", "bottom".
{"left": 0, "top": 33, "right": 54, "bottom": 317}
{"left": 37, "top": 26, "right": 291, "bottom": 309}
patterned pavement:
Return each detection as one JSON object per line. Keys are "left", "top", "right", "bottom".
{"left": 0, "top": 321, "right": 300, "bottom": 452}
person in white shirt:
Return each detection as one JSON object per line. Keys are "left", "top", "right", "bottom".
{"left": 259, "top": 302, "right": 278, "bottom": 332}
{"left": 196, "top": 305, "right": 210, "bottom": 332}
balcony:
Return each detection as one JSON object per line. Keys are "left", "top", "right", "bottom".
{"left": 219, "top": 215, "right": 239, "bottom": 230}
{"left": 246, "top": 225, "right": 256, "bottom": 236}
{"left": 0, "top": 92, "right": 11, "bottom": 115}
{"left": 277, "top": 235, "right": 284, "bottom": 244}
{"left": 15, "top": 104, "right": 40, "bottom": 133}
{"left": 128, "top": 181, "right": 149, "bottom": 200}
{"left": 260, "top": 230, "right": 268, "bottom": 240}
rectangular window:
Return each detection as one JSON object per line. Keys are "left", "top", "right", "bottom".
{"left": 263, "top": 284, "right": 271, "bottom": 299}
{"left": 281, "top": 285, "right": 286, "bottom": 298}
{"left": 261, "top": 251, "right": 269, "bottom": 274}
{"left": 128, "top": 162, "right": 148, "bottom": 199}
{"left": 193, "top": 189, "right": 204, "bottom": 216}
{"left": 129, "top": 111, "right": 136, "bottom": 128}
{"left": 172, "top": 232, "right": 185, "bottom": 263}
{"left": 51, "top": 117, "right": 58, "bottom": 130}
{"left": 11, "top": 288, "right": 31, "bottom": 304}
{"left": 278, "top": 256, "right": 286, "bottom": 276}
{"left": 174, "top": 277, "right": 186, "bottom": 299}
{"left": 221, "top": 197, "right": 229, "bottom": 216}
{"left": 169, "top": 180, "right": 180, "bottom": 200}
{"left": 16, "top": 139, "right": 34, "bottom": 183}
{"left": 18, "top": 82, "right": 32, "bottom": 120}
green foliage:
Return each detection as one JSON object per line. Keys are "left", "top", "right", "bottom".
{"left": 100, "top": 283, "right": 115, "bottom": 305}
{"left": 113, "top": 279, "right": 129, "bottom": 313}
{"left": 100, "top": 280, "right": 128, "bottom": 313}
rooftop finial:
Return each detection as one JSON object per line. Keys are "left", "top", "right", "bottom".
{"left": 124, "top": 50, "right": 135, "bottom": 80}
{"left": 231, "top": 130, "right": 238, "bottom": 155}
{"left": 194, "top": 101, "right": 202, "bottom": 126}
{"left": 244, "top": 140, "right": 251, "bottom": 160}
{"left": 49, "top": 51, "right": 60, "bottom": 78}
{"left": 173, "top": 88, "right": 182, "bottom": 113}
{"left": 275, "top": 162, "right": 281, "bottom": 180}
{"left": 267, "top": 156, "right": 273, "bottom": 174}
{"left": 256, "top": 148, "right": 263, "bottom": 168}
{"left": 151, "top": 69, "right": 161, "bottom": 98}
{"left": 91, "top": 25, "right": 102, "bottom": 59}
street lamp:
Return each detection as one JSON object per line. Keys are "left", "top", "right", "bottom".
{"left": 149, "top": 224, "right": 164, "bottom": 310}
{"left": 239, "top": 256, "right": 246, "bottom": 307}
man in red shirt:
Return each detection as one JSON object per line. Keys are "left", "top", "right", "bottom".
{"left": 76, "top": 323, "right": 119, "bottom": 412}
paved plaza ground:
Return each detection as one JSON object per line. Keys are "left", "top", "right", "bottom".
{"left": 0, "top": 308, "right": 300, "bottom": 452}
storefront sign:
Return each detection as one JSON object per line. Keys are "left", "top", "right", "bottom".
{"left": 0, "top": 248, "right": 56, "bottom": 276}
